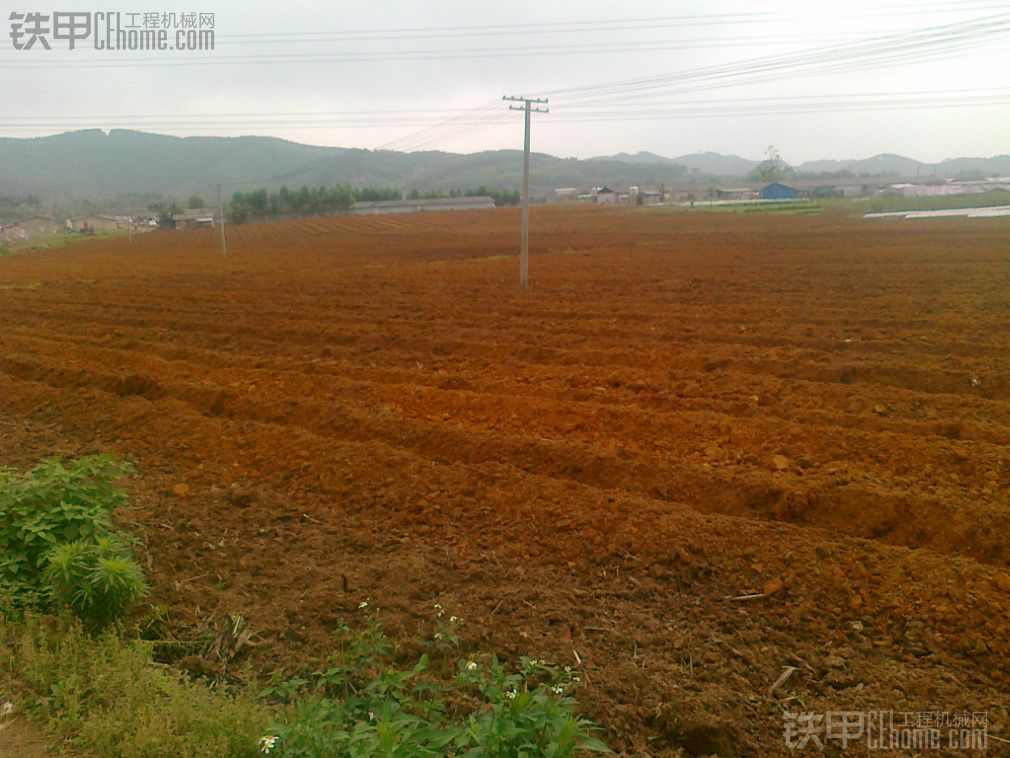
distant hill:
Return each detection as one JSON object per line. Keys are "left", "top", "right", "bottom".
{"left": 595, "top": 150, "right": 1010, "bottom": 179}
{"left": 592, "top": 150, "right": 756, "bottom": 176}
{"left": 795, "top": 153, "right": 1010, "bottom": 177}
{"left": 796, "top": 153, "right": 924, "bottom": 176}
{"left": 933, "top": 155, "right": 1010, "bottom": 176}
{"left": 0, "top": 130, "right": 690, "bottom": 205}
{"left": 0, "top": 130, "right": 1007, "bottom": 208}
{"left": 0, "top": 130, "right": 342, "bottom": 200}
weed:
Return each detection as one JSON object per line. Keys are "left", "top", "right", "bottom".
{"left": 259, "top": 608, "right": 610, "bottom": 757}
{"left": 44, "top": 536, "right": 148, "bottom": 631}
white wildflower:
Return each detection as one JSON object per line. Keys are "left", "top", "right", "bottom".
{"left": 258, "top": 735, "right": 279, "bottom": 754}
{"left": 357, "top": 600, "right": 369, "bottom": 610}
{"left": 466, "top": 660, "right": 478, "bottom": 671}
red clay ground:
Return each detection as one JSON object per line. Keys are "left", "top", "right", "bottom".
{"left": 1, "top": 205, "right": 1009, "bottom": 756}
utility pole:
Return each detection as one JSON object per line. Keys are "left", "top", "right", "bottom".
{"left": 217, "top": 182, "right": 227, "bottom": 257}
{"left": 503, "top": 95, "right": 548, "bottom": 289}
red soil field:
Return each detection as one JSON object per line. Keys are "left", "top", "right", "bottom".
{"left": 1, "top": 205, "right": 1008, "bottom": 755}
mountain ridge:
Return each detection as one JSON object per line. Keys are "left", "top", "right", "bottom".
{"left": 1, "top": 130, "right": 1007, "bottom": 206}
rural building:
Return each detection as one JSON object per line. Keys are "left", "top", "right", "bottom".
{"left": 810, "top": 185, "right": 866, "bottom": 198}
{"left": 554, "top": 187, "right": 579, "bottom": 202}
{"left": 349, "top": 196, "right": 495, "bottom": 216}
{"left": 593, "top": 187, "right": 618, "bottom": 204}
{"left": 132, "top": 213, "right": 160, "bottom": 227}
{"left": 1, "top": 216, "right": 60, "bottom": 241}
{"left": 713, "top": 188, "right": 755, "bottom": 201}
{"left": 66, "top": 215, "right": 130, "bottom": 234}
{"left": 171, "top": 211, "right": 217, "bottom": 229}
{"left": 760, "top": 183, "right": 799, "bottom": 200}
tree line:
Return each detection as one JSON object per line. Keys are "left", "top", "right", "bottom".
{"left": 227, "top": 184, "right": 519, "bottom": 224}
{"left": 0, "top": 193, "right": 43, "bottom": 219}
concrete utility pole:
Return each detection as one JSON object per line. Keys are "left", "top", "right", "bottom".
{"left": 217, "top": 182, "right": 228, "bottom": 257}
{"left": 503, "top": 95, "right": 548, "bottom": 289}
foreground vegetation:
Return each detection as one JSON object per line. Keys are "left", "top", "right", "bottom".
{"left": 0, "top": 457, "right": 609, "bottom": 757}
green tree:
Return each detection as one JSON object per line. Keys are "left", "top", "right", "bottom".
{"left": 187, "top": 194, "right": 205, "bottom": 209}
{"left": 748, "top": 145, "right": 794, "bottom": 183}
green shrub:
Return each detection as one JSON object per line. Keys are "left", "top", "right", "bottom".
{"left": 44, "top": 536, "right": 149, "bottom": 631}
{"left": 0, "top": 456, "right": 146, "bottom": 628}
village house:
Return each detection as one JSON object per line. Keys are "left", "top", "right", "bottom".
{"left": 171, "top": 210, "right": 217, "bottom": 229}
{"left": 593, "top": 187, "right": 618, "bottom": 204}
{"left": 713, "top": 187, "right": 755, "bottom": 201}
{"left": 66, "top": 215, "right": 131, "bottom": 234}
{"left": 0, "top": 215, "right": 60, "bottom": 241}
{"left": 759, "top": 183, "right": 800, "bottom": 200}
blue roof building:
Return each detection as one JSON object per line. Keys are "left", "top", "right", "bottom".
{"left": 760, "top": 182, "right": 798, "bottom": 200}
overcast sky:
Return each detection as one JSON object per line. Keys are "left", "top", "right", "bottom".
{"left": 2, "top": 0, "right": 1008, "bottom": 163}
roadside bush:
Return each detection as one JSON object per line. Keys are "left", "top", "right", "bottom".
{"left": 0, "top": 456, "right": 147, "bottom": 628}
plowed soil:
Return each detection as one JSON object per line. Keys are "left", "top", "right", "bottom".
{"left": 1, "top": 206, "right": 1009, "bottom": 756}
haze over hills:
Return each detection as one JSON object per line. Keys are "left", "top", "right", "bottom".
{"left": 596, "top": 150, "right": 1010, "bottom": 177}
{"left": 591, "top": 151, "right": 759, "bottom": 177}
{"left": 1, "top": 130, "right": 1007, "bottom": 208}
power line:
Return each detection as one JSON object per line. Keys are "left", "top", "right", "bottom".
{"left": 378, "top": 99, "right": 504, "bottom": 152}
{"left": 7, "top": 87, "right": 1009, "bottom": 124}
{"left": 379, "top": 15, "right": 1009, "bottom": 151}
{"left": 1, "top": 12, "right": 1005, "bottom": 152}
{"left": 1, "top": 2, "right": 1006, "bottom": 65}
{"left": 1, "top": 94, "right": 1005, "bottom": 133}
{"left": 0, "top": 31, "right": 920, "bottom": 66}
{"left": 541, "top": 14, "right": 1010, "bottom": 102}
{"left": 56, "top": 1, "right": 1009, "bottom": 45}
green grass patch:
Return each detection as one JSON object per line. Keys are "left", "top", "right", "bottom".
{"left": 1, "top": 614, "right": 268, "bottom": 758}
{"left": 864, "top": 189, "right": 1010, "bottom": 214}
